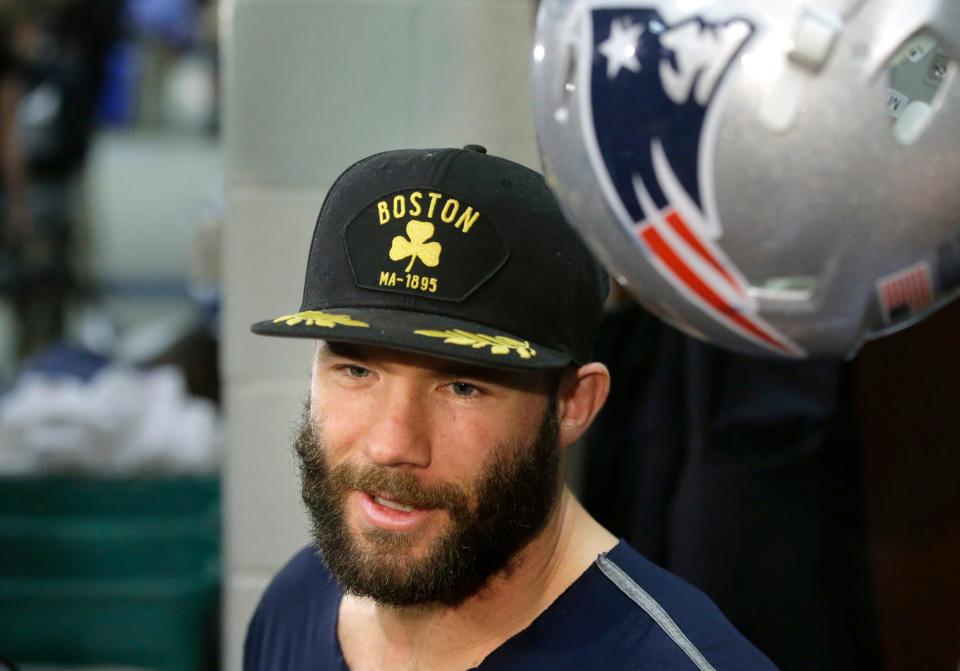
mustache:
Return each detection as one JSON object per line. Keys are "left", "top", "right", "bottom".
{"left": 294, "top": 409, "right": 469, "bottom": 514}
{"left": 327, "top": 461, "right": 468, "bottom": 512}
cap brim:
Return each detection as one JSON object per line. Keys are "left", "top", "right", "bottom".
{"left": 250, "top": 307, "right": 571, "bottom": 371}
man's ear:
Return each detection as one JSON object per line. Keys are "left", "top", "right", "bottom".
{"left": 556, "top": 362, "right": 610, "bottom": 448}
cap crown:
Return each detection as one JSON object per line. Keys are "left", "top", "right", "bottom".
{"left": 255, "top": 146, "right": 609, "bottom": 369}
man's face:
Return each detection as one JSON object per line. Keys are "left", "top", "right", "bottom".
{"left": 295, "top": 342, "right": 563, "bottom": 607}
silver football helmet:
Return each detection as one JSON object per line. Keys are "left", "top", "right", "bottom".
{"left": 533, "top": 0, "right": 960, "bottom": 359}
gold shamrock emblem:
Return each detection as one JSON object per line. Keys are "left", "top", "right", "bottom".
{"left": 413, "top": 329, "right": 537, "bottom": 359}
{"left": 272, "top": 311, "right": 370, "bottom": 328}
{"left": 389, "top": 220, "right": 442, "bottom": 272}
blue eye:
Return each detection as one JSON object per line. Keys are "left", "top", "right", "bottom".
{"left": 345, "top": 365, "right": 370, "bottom": 378}
{"left": 451, "top": 382, "right": 479, "bottom": 397}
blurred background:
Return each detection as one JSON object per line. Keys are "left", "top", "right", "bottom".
{"left": 1, "top": 0, "right": 221, "bottom": 668}
{"left": 0, "top": 1, "right": 957, "bottom": 670}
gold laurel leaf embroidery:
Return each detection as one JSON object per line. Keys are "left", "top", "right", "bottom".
{"left": 272, "top": 311, "right": 370, "bottom": 328}
{"left": 389, "top": 220, "right": 443, "bottom": 272}
{"left": 413, "top": 329, "right": 537, "bottom": 359}
{"left": 443, "top": 336, "right": 480, "bottom": 347}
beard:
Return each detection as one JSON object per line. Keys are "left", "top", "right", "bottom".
{"left": 293, "top": 398, "right": 561, "bottom": 608}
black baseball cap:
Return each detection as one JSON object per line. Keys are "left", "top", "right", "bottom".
{"left": 251, "top": 145, "right": 608, "bottom": 371}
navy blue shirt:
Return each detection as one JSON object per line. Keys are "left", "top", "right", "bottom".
{"left": 245, "top": 540, "right": 778, "bottom": 670}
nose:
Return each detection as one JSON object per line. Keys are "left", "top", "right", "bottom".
{"left": 363, "top": 382, "right": 432, "bottom": 469}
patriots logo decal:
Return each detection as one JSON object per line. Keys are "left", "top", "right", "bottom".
{"left": 580, "top": 6, "right": 804, "bottom": 357}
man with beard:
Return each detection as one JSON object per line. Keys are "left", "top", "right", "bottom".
{"left": 244, "top": 145, "right": 777, "bottom": 670}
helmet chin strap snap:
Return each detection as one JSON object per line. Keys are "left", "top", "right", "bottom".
{"left": 760, "top": 6, "right": 844, "bottom": 132}
{"left": 790, "top": 5, "right": 844, "bottom": 71}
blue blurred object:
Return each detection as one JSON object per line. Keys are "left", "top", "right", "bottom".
{"left": 127, "top": 0, "right": 198, "bottom": 46}
{"left": 20, "top": 343, "right": 110, "bottom": 383}
{"left": 97, "top": 41, "right": 140, "bottom": 126}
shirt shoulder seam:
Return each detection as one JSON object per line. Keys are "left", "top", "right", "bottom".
{"left": 595, "top": 553, "right": 717, "bottom": 671}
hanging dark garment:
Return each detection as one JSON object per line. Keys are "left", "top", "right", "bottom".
{"left": 582, "top": 303, "right": 881, "bottom": 671}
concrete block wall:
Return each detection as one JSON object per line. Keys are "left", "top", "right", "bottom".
{"left": 221, "top": 0, "right": 540, "bottom": 666}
